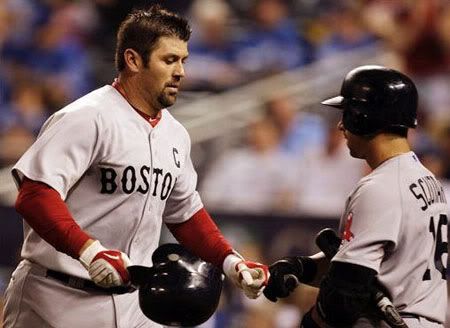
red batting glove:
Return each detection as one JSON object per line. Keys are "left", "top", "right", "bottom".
{"left": 237, "top": 260, "right": 269, "bottom": 285}
{"left": 223, "top": 254, "right": 270, "bottom": 299}
{"left": 79, "top": 240, "right": 132, "bottom": 287}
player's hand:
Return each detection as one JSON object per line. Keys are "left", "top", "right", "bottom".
{"left": 223, "top": 254, "right": 269, "bottom": 299}
{"left": 79, "top": 240, "right": 132, "bottom": 288}
{"left": 263, "top": 256, "right": 304, "bottom": 302}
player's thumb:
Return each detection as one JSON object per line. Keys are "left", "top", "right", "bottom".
{"left": 237, "top": 263, "right": 254, "bottom": 286}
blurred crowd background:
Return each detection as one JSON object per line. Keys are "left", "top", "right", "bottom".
{"left": 1, "top": 0, "right": 450, "bottom": 327}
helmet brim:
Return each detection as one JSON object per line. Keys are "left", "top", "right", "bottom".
{"left": 321, "top": 96, "right": 344, "bottom": 109}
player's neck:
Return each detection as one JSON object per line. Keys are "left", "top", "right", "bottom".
{"left": 116, "top": 75, "right": 160, "bottom": 118}
{"left": 365, "top": 135, "right": 411, "bottom": 169}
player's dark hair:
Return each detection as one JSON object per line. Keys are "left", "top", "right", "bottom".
{"left": 115, "top": 5, "right": 192, "bottom": 72}
{"left": 364, "top": 126, "right": 408, "bottom": 140}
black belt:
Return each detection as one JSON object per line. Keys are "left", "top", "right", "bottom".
{"left": 46, "top": 269, "right": 135, "bottom": 295}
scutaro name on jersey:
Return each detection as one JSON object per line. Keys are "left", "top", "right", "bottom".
{"left": 100, "top": 166, "right": 176, "bottom": 200}
{"left": 409, "top": 175, "right": 447, "bottom": 211}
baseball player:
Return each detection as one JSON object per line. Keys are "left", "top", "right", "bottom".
{"left": 2, "top": 6, "right": 268, "bottom": 328}
{"left": 263, "top": 66, "right": 448, "bottom": 327}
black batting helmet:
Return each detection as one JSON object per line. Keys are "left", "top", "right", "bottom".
{"left": 321, "top": 65, "right": 418, "bottom": 136}
{"left": 128, "top": 244, "right": 223, "bottom": 327}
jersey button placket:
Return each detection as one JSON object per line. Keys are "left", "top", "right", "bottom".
{"left": 129, "top": 132, "right": 153, "bottom": 257}
{"left": 151, "top": 132, "right": 157, "bottom": 155}
{"left": 153, "top": 133, "right": 157, "bottom": 155}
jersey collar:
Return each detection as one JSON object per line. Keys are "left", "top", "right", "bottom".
{"left": 112, "top": 78, "right": 161, "bottom": 127}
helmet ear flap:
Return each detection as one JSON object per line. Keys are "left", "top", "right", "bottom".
{"left": 342, "top": 109, "right": 372, "bottom": 136}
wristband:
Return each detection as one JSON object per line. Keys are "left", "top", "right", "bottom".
{"left": 79, "top": 240, "right": 106, "bottom": 268}
{"left": 222, "top": 252, "right": 243, "bottom": 274}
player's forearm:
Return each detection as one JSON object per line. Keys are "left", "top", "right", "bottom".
{"left": 15, "top": 178, "right": 91, "bottom": 259}
{"left": 166, "top": 207, "right": 234, "bottom": 268}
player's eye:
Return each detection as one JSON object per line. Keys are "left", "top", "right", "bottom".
{"left": 164, "top": 57, "right": 177, "bottom": 64}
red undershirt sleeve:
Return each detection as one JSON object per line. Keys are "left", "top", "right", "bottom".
{"left": 166, "top": 208, "right": 234, "bottom": 268}
{"left": 15, "top": 178, "right": 91, "bottom": 259}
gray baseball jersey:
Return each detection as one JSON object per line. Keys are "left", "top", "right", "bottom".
{"left": 12, "top": 85, "right": 203, "bottom": 279}
{"left": 333, "top": 152, "right": 448, "bottom": 323}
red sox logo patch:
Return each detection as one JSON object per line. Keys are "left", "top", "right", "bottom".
{"left": 343, "top": 212, "right": 354, "bottom": 242}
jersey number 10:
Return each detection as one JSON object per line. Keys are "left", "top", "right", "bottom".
{"left": 423, "top": 214, "right": 448, "bottom": 281}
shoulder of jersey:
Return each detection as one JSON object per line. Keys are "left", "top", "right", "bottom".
{"left": 55, "top": 85, "right": 147, "bottom": 123}
{"left": 57, "top": 86, "right": 113, "bottom": 117}
{"left": 351, "top": 170, "right": 401, "bottom": 204}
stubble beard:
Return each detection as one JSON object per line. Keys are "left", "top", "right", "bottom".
{"left": 157, "top": 91, "right": 177, "bottom": 109}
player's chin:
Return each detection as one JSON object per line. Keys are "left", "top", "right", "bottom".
{"left": 348, "top": 148, "right": 364, "bottom": 159}
{"left": 159, "top": 93, "right": 177, "bottom": 108}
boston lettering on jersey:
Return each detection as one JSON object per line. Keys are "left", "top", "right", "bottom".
{"left": 100, "top": 166, "right": 176, "bottom": 200}
{"left": 409, "top": 175, "right": 447, "bottom": 211}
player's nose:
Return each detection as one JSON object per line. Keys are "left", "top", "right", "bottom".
{"left": 173, "top": 62, "right": 185, "bottom": 79}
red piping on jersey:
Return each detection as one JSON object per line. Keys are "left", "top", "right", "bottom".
{"left": 167, "top": 208, "right": 234, "bottom": 268}
{"left": 15, "top": 178, "right": 91, "bottom": 259}
{"left": 112, "top": 78, "right": 161, "bottom": 127}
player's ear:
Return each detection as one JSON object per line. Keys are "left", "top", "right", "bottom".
{"left": 123, "top": 48, "right": 142, "bottom": 73}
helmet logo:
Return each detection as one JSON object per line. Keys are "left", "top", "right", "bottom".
{"left": 168, "top": 253, "right": 180, "bottom": 261}
{"left": 343, "top": 212, "right": 355, "bottom": 242}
